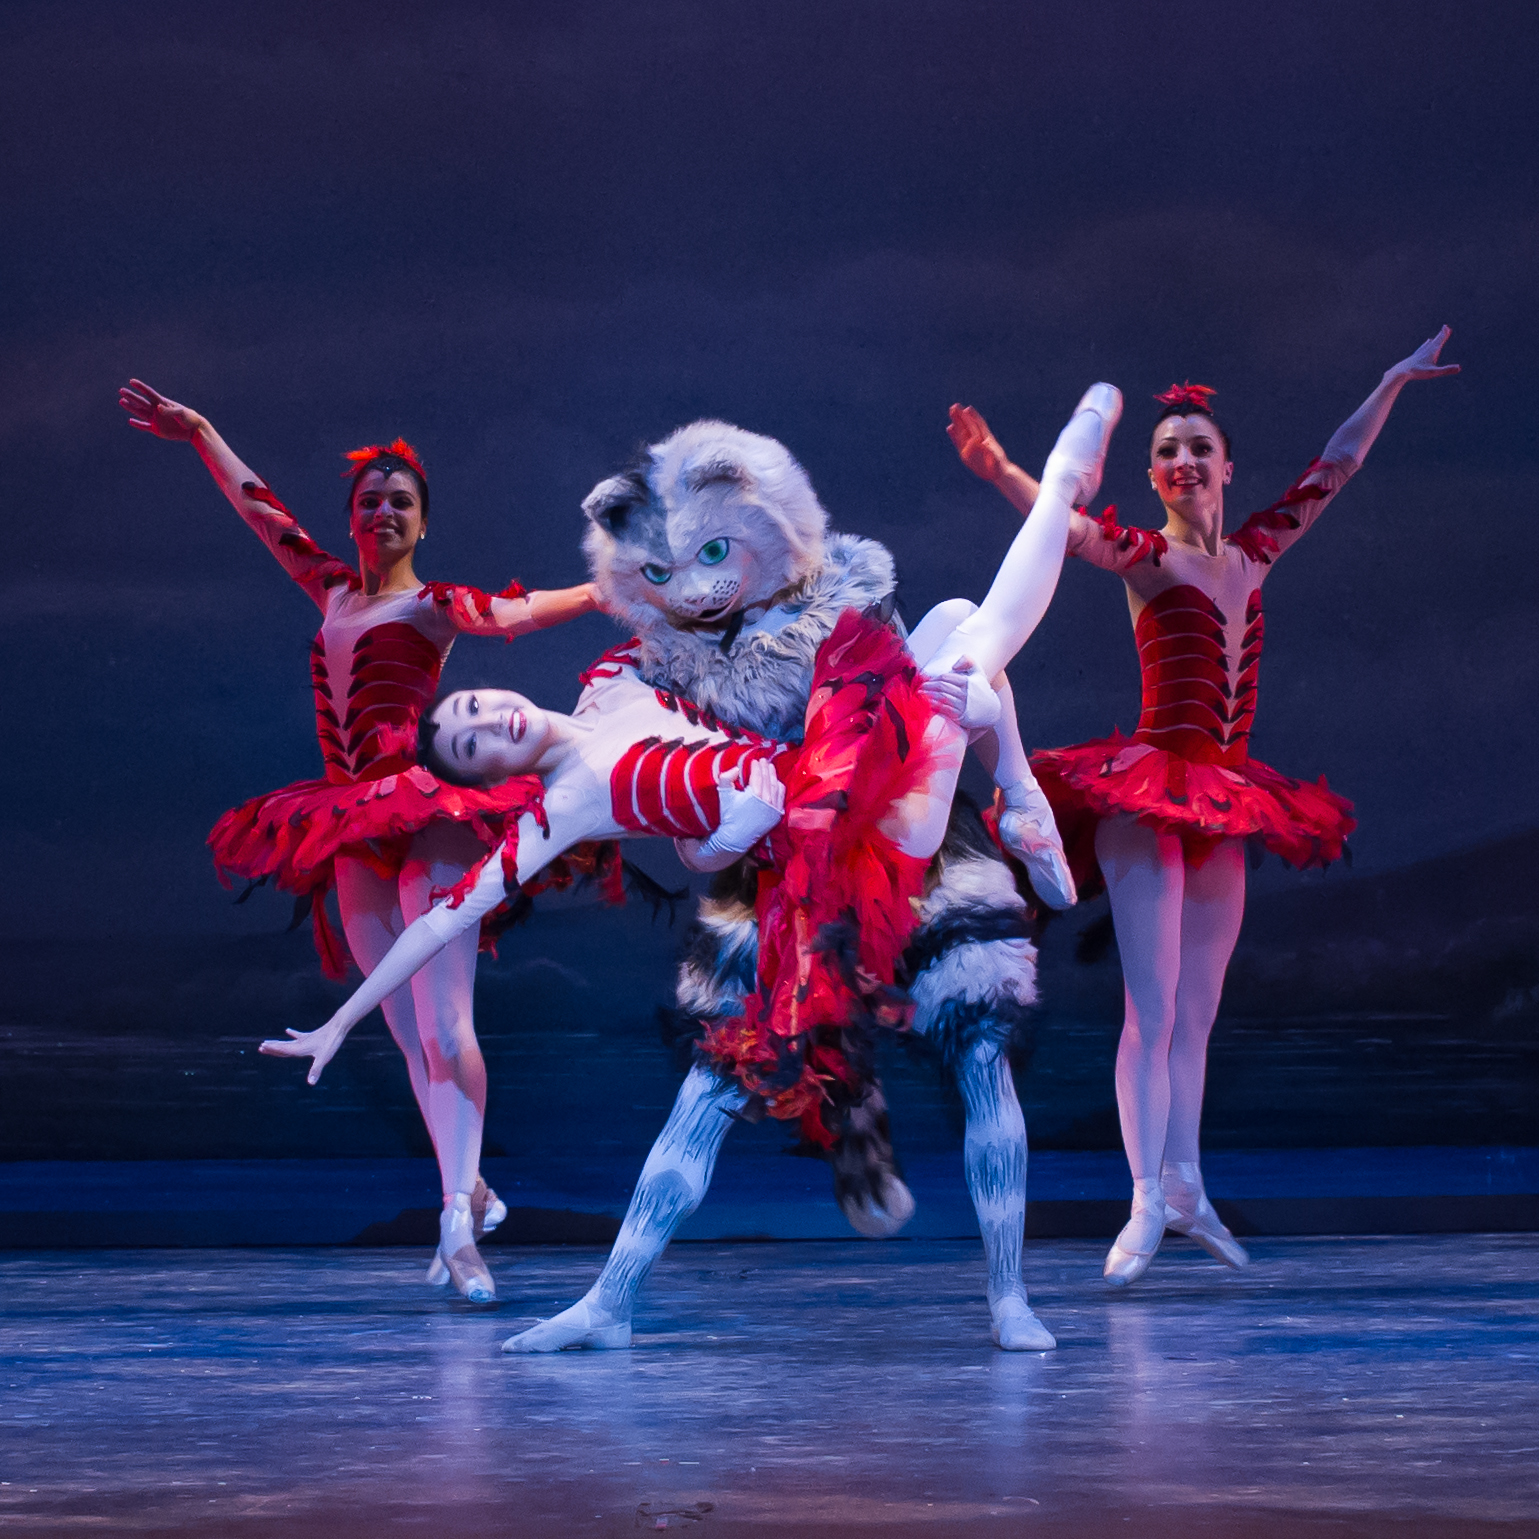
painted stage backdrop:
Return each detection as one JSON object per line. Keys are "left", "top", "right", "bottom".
{"left": 2, "top": 1, "right": 1535, "bottom": 1162}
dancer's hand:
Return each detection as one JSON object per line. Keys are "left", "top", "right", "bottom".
{"left": 920, "top": 656, "right": 1000, "bottom": 730}
{"left": 260, "top": 1018, "right": 349, "bottom": 1086}
{"left": 947, "top": 404, "right": 1013, "bottom": 483}
{"left": 119, "top": 379, "right": 206, "bottom": 441}
{"left": 1385, "top": 326, "right": 1460, "bottom": 385}
{"left": 710, "top": 758, "right": 786, "bottom": 852}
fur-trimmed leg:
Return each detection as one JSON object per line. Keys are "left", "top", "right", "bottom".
{"left": 502, "top": 1066, "right": 745, "bottom": 1353}
{"left": 957, "top": 1041, "right": 1055, "bottom": 1351}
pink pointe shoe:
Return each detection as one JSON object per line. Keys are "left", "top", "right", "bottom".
{"left": 1162, "top": 1161, "right": 1250, "bottom": 1270}
{"left": 1103, "top": 1177, "right": 1167, "bottom": 1288}
{"left": 425, "top": 1193, "right": 497, "bottom": 1303}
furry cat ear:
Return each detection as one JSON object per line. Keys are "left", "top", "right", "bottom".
{"left": 582, "top": 471, "right": 650, "bottom": 536}
{"left": 684, "top": 456, "right": 747, "bottom": 494}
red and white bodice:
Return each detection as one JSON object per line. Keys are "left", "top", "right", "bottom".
{"left": 1030, "top": 463, "right": 1359, "bottom": 888}
{"left": 240, "top": 484, "right": 527, "bottom": 783}
{"left": 575, "top": 642, "right": 795, "bottom": 841}
{"left": 1066, "top": 462, "right": 1346, "bottom": 766}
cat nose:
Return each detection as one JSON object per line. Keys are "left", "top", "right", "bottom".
{"left": 674, "top": 571, "right": 724, "bottom": 607}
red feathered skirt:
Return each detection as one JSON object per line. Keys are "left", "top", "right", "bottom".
{"left": 696, "top": 610, "right": 941, "bottom": 1147}
{"left": 1030, "top": 732, "right": 1355, "bottom": 901}
{"left": 208, "top": 765, "right": 550, "bottom": 979}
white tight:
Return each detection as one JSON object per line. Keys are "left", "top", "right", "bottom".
{"left": 1094, "top": 817, "right": 1246, "bottom": 1181}
{"left": 333, "top": 819, "right": 489, "bottom": 1201}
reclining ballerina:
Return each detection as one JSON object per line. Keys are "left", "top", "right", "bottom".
{"left": 261, "top": 383, "right": 1123, "bottom": 1352}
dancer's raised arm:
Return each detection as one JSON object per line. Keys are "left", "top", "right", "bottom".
{"left": 119, "top": 379, "right": 359, "bottom": 604}
{"left": 1228, "top": 328, "right": 1461, "bottom": 563}
{"left": 1315, "top": 326, "right": 1460, "bottom": 479}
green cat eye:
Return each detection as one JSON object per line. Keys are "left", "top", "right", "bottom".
{"left": 641, "top": 563, "right": 672, "bottom": 585}
{"left": 697, "top": 538, "right": 730, "bottom": 566}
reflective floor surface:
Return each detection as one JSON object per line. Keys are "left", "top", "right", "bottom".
{"left": 3, "top": 1236, "right": 1536, "bottom": 1537}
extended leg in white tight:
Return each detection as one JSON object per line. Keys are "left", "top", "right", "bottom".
{"left": 956, "top": 1041, "right": 1056, "bottom": 1350}
{"left": 503, "top": 1066, "right": 747, "bottom": 1352}
{"left": 1094, "top": 817, "right": 1249, "bottom": 1284}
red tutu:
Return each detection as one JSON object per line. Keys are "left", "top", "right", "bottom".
{"left": 1031, "top": 732, "right": 1355, "bottom": 900}
{"left": 209, "top": 765, "right": 548, "bottom": 979}
{"left": 697, "top": 610, "right": 940, "bottom": 1146}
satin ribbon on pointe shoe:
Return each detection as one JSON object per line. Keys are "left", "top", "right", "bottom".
{"left": 471, "top": 1177, "right": 507, "bottom": 1241}
{"left": 1103, "top": 1178, "right": 1167, "bottom": 1288}
{"left": 1162, "top": 1162, "right": 1250, "bottom": 1270}
{"left": 426, "top": 1194, "right": 497, "bottom": 1303}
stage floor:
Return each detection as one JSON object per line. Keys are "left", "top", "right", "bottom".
{"left": 3, "top": 1237, "right": 1535, "bottom": 1538}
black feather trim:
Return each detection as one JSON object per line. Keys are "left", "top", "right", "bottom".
{"left": 914, "top": 993, "right": 1037, "bottom": 1069}
{"left": 621, "top": 860, "right": 689, "bottom": 925}
{"left": 900, "top": 902, "right": 1033, "bottom": 982}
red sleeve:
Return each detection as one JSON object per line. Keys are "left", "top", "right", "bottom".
{"left": 239, "top": 483, "right": 359, "bottom": 610}
{"left": 420, "top": 579, "right": 530, "bottom": 640}
{"left": 1066, "top": 505, "right": 1169, "bottom": 574}
{"left": 1225, "top": 460, "right": 1341, "bottom": 566}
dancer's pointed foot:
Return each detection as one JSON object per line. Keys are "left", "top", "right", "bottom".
{"left": 1046, "top": 383, "right": 1123, "bottom": 508}
{"left": 1162, "top": 1162, "right": 1250, "bottom": 1270}
{"left": 429, "top": 1194, "right": 497, "bottom": 1303}
{"left": 502, "top": 1296, "right": 632, "bottom": 1354}
{"left": 472, "top": 1177, "right": 507, "bottom": 1240}
{"left": 998, "top": 806, "right": 1077, "bottom": 910}
{"left": 1103, "top": 1178, "right": 1167, "bottom": 1288}
{"left": 990, "top": 1293, "right": 1057, "bottom": 1351}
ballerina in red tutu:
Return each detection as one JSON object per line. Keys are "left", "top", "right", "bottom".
{"left": 119, "top": 380, "right": 600, "bottom": 1302}
{"left": 948, "top": 329, "right": 1459, "bottom": 1286}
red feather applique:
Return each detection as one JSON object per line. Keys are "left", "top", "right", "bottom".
{"left": 1087, "top": 505, "right": 1168, "bottom": 567}
{"left": 1154, "top": 382, "right": 1218, "bottom": 414}
{"left": 341, "top": 438, "right": 428, "bottom": 479}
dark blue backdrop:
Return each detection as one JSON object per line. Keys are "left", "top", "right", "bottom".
{"left": 2, "top": 0, "right": 1534, "bottom": 1159}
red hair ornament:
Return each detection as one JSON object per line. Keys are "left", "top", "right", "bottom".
{"left": 1154, "top": 382, "right": 1217, "bottom": 415}
{"left": 342, "top": 438, "right": 428, "bottom": 480}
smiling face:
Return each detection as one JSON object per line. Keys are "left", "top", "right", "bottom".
{"left": 349, "top": 469, "right": 426, "bottom": 569}
{"left": 426, "top": 688, "right": 553, "bottom": 785}
{"left": 1149, "top": 414, "right": 1233, "bottom": 519}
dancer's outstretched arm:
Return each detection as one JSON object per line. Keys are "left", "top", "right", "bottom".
{"left": 926, "top": 386, "right": 1121, "bottom": 684}
{"left": 1314, "top": 326, "right": 1459, "bottom": 479}
{"left": 1233, "top": 329, "right": 1460, "bottom": 559}
{"left": 119, "top": 379, "right": 265, "bottom": 505}
{"left": 261, "top": 772, "right": 785, "bottom": 1079}
{"left": 119, "top": 379, "right": 356, "bottom": 602}
{"left": 948, "top": 405, "right": 1043, "bottom": 518}
{"left": 260, "top": 813, "right": 543, "bottom": 1082}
